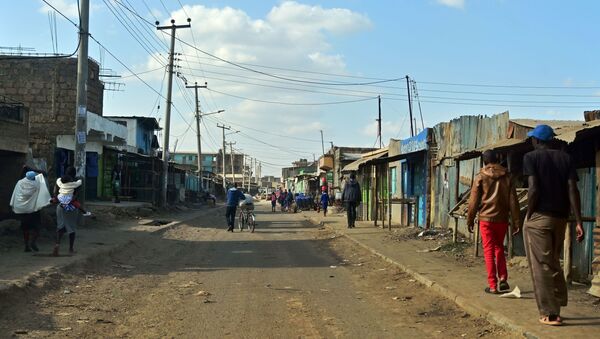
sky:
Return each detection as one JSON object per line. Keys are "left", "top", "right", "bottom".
{"left": 2, "top": 0, "right": 600, "bottom": 176}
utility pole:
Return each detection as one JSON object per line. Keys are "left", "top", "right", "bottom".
{"left": 320, "top": 130, "right": 325, "bottom": 156}
{"left": 242, "top": 154, "right": 246, "bottom": 188}
{"left": 74, "top": 0, "right": 89, "bottom": 204}
{"left": 228, "top": 141, "right": 236, "bottom": 186}
{"left": 186, "top": 82, "right": 206, "bottom": 192}
{"left": 377, "top": 95, "right": 382, "bottom": 148}
{"left": 406, "top": 75, "right": 414, "bottom": 137}
{"left": 217, "top": 124, "right": 231, "bottom": 191}
{"left": 157, "top": 19, "right": 191, "bottom": 207}
{"left": 247, "top": 157, "right": 252, "bottom": 192}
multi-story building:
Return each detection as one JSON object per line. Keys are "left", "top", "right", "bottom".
{"left": 171, "top": 151, "right": 218, "bottom": 173}
{"left": 0, "top": 96, "right": 29, "bottom": 217}
{"left": 106, "top": 116, "right": 160, "bottom": 156}
{"left": 0, "top": 56, "right": 128, "bottom": 199}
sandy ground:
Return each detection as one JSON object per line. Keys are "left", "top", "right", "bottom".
{"left": 0, "top": 202, "right": 519, "bottom": 338}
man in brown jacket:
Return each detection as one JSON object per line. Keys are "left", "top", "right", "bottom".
{"left": 467, "top": 150, "right": 520, "bottom": 294}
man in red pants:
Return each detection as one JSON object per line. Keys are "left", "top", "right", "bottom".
{"left": 467, "top": 150, "right": 520, "bottom": 294}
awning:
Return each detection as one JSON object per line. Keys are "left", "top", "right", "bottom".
{"left": 342, "top": 148, "right": 388, "bottom": 172}
{"left": 454, "top": 138, "right": 528, "bottom": 161}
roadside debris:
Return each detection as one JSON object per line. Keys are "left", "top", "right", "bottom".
{"left": 195, "top": 290, "right": 211, "bottom": 296}
{"left": 499, "top": 286, "right": 521, "bottom": 299}
{"left": 416, "top": 246, "right": 441, "bottom": 253}
{"left": 112, "top": 264, "right": 135, "bottom": 270}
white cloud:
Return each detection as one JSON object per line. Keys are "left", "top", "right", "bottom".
{"left": 436, "top": 0, "right": 465, "bottom": 9}
{"left": 39, "top": 0, "right": 80, "bottom": 18}
{"left": 111, "top": 1, "right": 372, "bottom": 175}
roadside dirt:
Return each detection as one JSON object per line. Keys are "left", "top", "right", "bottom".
{"left": 0, "top": 206, "right": 520, "bottom": 338}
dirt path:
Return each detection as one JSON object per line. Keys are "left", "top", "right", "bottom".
{"left": 0, "top": 203, "right": 518, "bottom": 338}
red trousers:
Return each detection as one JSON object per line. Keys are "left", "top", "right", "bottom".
{"left": 480, "top": 221, "right": 508, "bottom": 290}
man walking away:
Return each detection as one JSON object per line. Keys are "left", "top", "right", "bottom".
{"left": 523, "top": 124, "right": 584, "bottom": 326}
{"left": 342, "top": 173, "right": 361, "bottom": 228}
{"left": 225, "top": 183, "right": 245, "bottom": 232}
{"left": 467, "top": 150, "right": 520, "bottom": 294}
{"left": 320, "top": 189, "right": 329, "bottom": 217}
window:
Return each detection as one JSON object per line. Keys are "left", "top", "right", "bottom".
{"left": 390, "top": 167, "right": 397, "bottom": 195}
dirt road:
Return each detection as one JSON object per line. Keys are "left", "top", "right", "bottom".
{"left": 0, "top": 202, "right": 517, "bottom": 338}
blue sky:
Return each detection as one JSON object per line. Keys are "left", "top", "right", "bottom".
{"left": 2, "top": 1, "right": 600, "bottom": 175}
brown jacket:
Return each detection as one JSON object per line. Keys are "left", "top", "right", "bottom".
{"left": 467, "top": 163, "right": 520, "bottom": 227}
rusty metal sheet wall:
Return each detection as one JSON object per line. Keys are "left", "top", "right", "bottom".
{"left": 431, "top": 112, "right": 509, "bottom": 228}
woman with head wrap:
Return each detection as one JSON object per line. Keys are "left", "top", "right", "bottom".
{"left": 10, "top": 171, "right": 51, "bottom": 252}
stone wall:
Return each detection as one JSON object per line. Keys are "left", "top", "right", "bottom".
{"left": 0, "top": 57, "right": 104, "bottom": 179}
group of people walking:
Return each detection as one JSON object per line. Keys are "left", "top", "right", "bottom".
{"left": 10, "top": 166, "right": 91, "bottom": 257}
{"left": 467, "top": 124, "right": 584, "bottom": 326}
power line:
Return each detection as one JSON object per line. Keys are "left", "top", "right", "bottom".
{"left": 207, "top": 88, "right": 376, "bottom": 106}
{"left": 214, "top": 118, "right": 325, "bottom": 143}
{"left": 419, "top": 80, "right": 600, "bottom": 90}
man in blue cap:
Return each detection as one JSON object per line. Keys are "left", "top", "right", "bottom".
{"left": 523, "top": 124, "right": 584, "bottom": 326}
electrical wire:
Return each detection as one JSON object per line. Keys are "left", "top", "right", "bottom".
{"left": 207, "top": 88, "right": 376, "bottom": 106}
{"left": 419, "top": 80, "right": 600, "bottom": 90}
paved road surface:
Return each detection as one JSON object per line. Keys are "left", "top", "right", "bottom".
{"left": 0, "top": 202, "right": 516, "bottom": 338}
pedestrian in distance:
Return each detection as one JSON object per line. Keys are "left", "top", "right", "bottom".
{"left": 342, "top": 172, "right": 361, "bottom": 228}
{"left": 320, "top": 189, "right": 329, "bottom": 217}
{"left": 111, "top": 163, "right": 122, "bottom": 203}
{"left": 279, "top": 189, "right": 287, "bottom": 211}
{"left": 270, "top": 190, "right": 277, "bottom": 212}
{"left": 467, "top": 150, "right": 520, "bottom": 295}
{"left": 53, "top": 167, "right": 82, "bottom": 256}
{"left": 10, "top": 170, "right": 51, "bottom": 252}
{"left": 522, "top": 124, "right": 584, "bottom": 326}
{"left": 225, "top": 183, "right": 245, "bottom": 232}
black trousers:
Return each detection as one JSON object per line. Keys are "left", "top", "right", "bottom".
{"left": 226, "top": 206, "right": 237, "bottom": 228}
{"left": 346, "top": 202, "right": 357, "bottom": 226}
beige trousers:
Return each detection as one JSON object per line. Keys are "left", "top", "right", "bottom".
{"left": 524, "top": 213, "right": 568, "bottom": 316}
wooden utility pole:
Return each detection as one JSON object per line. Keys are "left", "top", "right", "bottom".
{"left": 248, "top": 157, "right": 252, "bottom": 192}
{"left": 406, "top": 75, "right": 414, "bottom": 137}
{"left": 228, "top": 141, "right": 236, "bottom": 185}
{"left": 217, "top": 124, "right": 231, "bottom": 191}
{"left": 320, "top": 130, "right": 325, "bottom": 156}
{"left": 157, "top": 19, "right": 190, "bottom": 206}
{"left": 186, "top": 82, "right": 206, "bottom": 191}
{"left": 242, "top": 154, "right": 246, "bottom": 188}
{"left": 74, "top": 0, "right": 89, "bottom": 203}
{"left": 377, "top": 95, "right": 382, "bottom": 148}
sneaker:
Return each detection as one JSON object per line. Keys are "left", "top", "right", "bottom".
{"left": 52, "top": 245, "right": 59, "bottom": 257}
{"left": 82, "top": 211, "right": 92, "bottom": 217}
{"left": 30, "top": 243, "right": 39, "bottom": 252}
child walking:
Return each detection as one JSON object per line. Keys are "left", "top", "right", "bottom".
{"left": 320, "top": 189, "right": 329, "bottom": 217}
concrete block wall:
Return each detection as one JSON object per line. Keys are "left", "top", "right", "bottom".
{"left": 0, "top": 57, "right": 104, "bottom": 179}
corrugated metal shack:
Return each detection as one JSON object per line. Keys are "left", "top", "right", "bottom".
{"left": 448, "top": 116, "right": 600, "bottom": 290}
{"left": 430, "top": 111, "right": 510, "bottom": 232}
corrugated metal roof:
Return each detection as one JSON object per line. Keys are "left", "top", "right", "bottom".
{"left": 453, "top": 120, "right": 600, "bottom": 160}
{"left": 510, "top": 119, "right": 582, "bottom": 130}
{"left": 342, "top": 147, "right": 388, "bottom": 172}
{"left": 554, "top": 120, "right": 600, "bottom": 143}
{"left": 454, "top": 138, "right": 527, "bottom": 160}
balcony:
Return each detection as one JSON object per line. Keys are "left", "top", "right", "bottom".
{"left": 319, "top": 155, "right": 334, "bottom": 171}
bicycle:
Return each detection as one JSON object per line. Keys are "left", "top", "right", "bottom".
{"left": 238, "top": 206, "right": 256, "bottom": 232}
